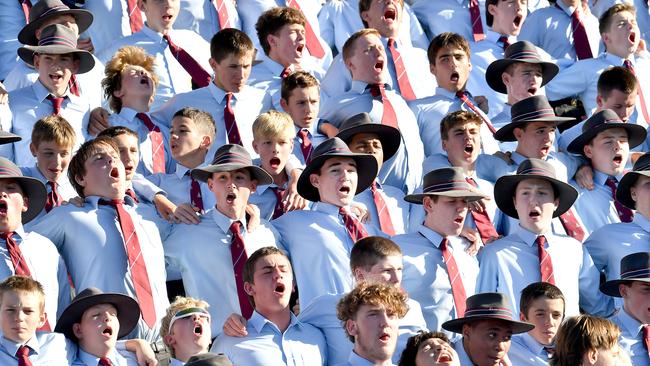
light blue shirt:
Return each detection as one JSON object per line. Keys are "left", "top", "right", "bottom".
{"left": 9, "top": 80, "right": 92, "bottom": 166}
{"left": 319, "top": 80, "right": 424, "bottom": 193}
{"left": 508, "top": 333, "right": 553, "bottom": 366}
{"left": 408, "top": 87, "right": 499, "bottom": 157}
{"left": 212, "top": 311, "right": 327, "bottom": 366}
{"left": 164, "top": 208, "right": 281, "bottom": 336}
{"left": 476, "top": 224, "right": 613, "bottom": 318}
{"left": 299, "top": 293, "right": 427, "bottom": 365}
{"left": 318, "top": 0, "right": 428, "bottom": 53}
{"left": 410, "top": 0, "right": 488, "bottom": 42}
{"left": 336, "top": 350, "right": 395, "bottom": 366}
{"left": 273, "top": 202, "right": 384, "bottom": 308}
{"left": 175, "top": 0, "right": 242, "bottom": 42}
{"left": 352, "top": 180, "right": 411, "bottom": 235}
{"left": 320, "top": 38, "right": 436, "bottom": 102}
{"left": 609, "top": 308, "right": 650, "bottom": 366}
{"left": 20, "top": 165, "right": 78, "bottom": 222}
{"left": 453, "top": 338, "right": 509, "bottom": 366}
{"left": 97, "top": 26, "right": 212, "bottom": 110}
{"left": 392, "top": 225, "right": 479, "bottom": 337}
{"left": 249, "top": 180, "right": 291, "bottom": 221}
{"left": 0, "top": 332, "right": 74, "bottom": 364}
{"left": 291, "top": 125, "right": 326, "bottom": 166}
{"left": 83, "top": 0, "right": 139, "bottom": 56}
{"left": 108, "top": 108, "right": 176, "bottom": 176}
{"left": 151, "top": 82, "right": 272, "bottom": 162}
{"left": 0, "top": 226, "right": 70, "bottom": 325}
{"left": 30, "top": 196, "right": 169, "bottom": 342}
{"left": 146, "top": 163, "right": 216, "bottom": 211}
{"left": 573, "top": 171, "right": 626, "bottom": 234}
{"left": 519, "top": 1, "right": 601, "bottom": 64}
{"left": 0, "top": 0, "right": 24, "bottom": 80}
{"left": 72, "top": 348, "right": 138, "bottom": 366}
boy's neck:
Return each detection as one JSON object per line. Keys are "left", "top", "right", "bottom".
{"left": 267, "top": 51, "right": 293, "bottom": 69}
{"left": 147, "top": 22, "right": 172, "bottom": 36}
{"left": 258, "top": 306, "right": 292, "bottom": 333}
{"left": 423, "top": 219, "right": 453, "bottom": 239}
{"left": 514, "top": 146, "right": 546, "bottom": 160}
{"left": 178, "top": 150, "right": 208, "bottom": 170}
{"left": 609, "top": 48, "right": 634, "bottom": 60}
{"left": 122, "top": 97, "right": 151, "bottom": 114}
{"left": 270, "top": 170, "right": 288, "bottom": 186}
{"left": 80, "top": 342, "right": 114, "bottom": 360}
{"left": 216, "top": 205, "right": 245, "bottom": 222}
{"left": 43, "top": 80, "right": 68, "bottom": 98}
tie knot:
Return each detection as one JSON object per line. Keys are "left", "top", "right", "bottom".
{"left": 225, "top": 92, "right": 233, "bottom": 104}
{"left": 229, "top": 221, "right": 242, "bottom": 235}
{"left": 370, "top": 181, "right": 378, "bottom": 191}
{"left": 605, "top": 177, "right": 618, "bottom": 188}
{"left": 339, "top": 207, "right": 351, "bottom": 217}
{"left": 0, "top": 231, "right": 13, "bottom": 241}
{"left": 136, "top": 112, "right": 157, "bottom": 130}
{"left": 99, "top": 357, "right": 113, "bottom": 366}
{"left": 535, "top": 235, "right": 547, "bottom": 247}
{"left": 439, "top": 238, "right": 449, "bottom": 250}
{"left": 281, "top": 67, "right": 291, "bottom": 79}
{"left": 455, "top": 91, "right": 467, "bottom": 100}
{"left": 369, "top": 83, "right": 384, "bottom": 97}
{"left": 298, "top": 129, "right": 309, "bottom": 139}
{"left": 47, "top": 181, "right": 56, "bottom": 188}
{"left": 16, "top": 345, "right": 29, "bottom": 357}
{"left": 388, "top": 38, "right": 396, "bottom": 48}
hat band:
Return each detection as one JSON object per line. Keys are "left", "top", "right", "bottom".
{"left": 315, "top": 146, "right": 350, "bottom": 158}
{"left": 620, "top": 267, "right": 650, "bottom": 280}
{"left": 590, "top": 118, "right": 624, "bottom": 129}
{"left": 38, "top": 35, "right": 77, "bottom": 48}
{"left": 511, "top": 107, "right": 557, "bottom": 122}
{"left": 423, "top": 180, "right": 473, "bottom": 194}
{"left": 211, "top": 152, "right": 251, "bottom": 166}
{"left": 0, "top": 166, "right": 21, "bottom": 176}
{"left": 464, "top": 307, "right": 514, "bottom": 320}
{"left": 517, "top": 167, "right": 555, "bottom": 177}
{"left": 38, "top": 5, "right": 71, "bottom": 19}
{"left": 634, "top": 163, "right": 650, "bottom": 172}
{"left": 507, "top": 50, "right": 542, "bottom": 61}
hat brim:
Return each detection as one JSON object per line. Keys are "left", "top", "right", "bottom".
{"left": 13, "top": 176, "right": 47, "bottom": 223}
{"left": 442, "top": 316, "right": 534, "bottom": 334}
{"left": 54, "top": 292, "right": 141, "bottom": 342}
{"left": 336, "top": 123, "right": 402, "bottom": 162}
{"left": 566, "top": 123, "right": 647, "bottom": 155}
{"left": 404, "top": 189, "right": 487, "bottom": 204}
{"left": 297, "top": 153, "right": 378, "bottom": 202}
{"left": 494, "top": 116, "right": 574, "bottom": 142}
{"left": 494, "top": 174, "right": 578, "bottom": 218}
{"left": 616, "top": 170, "right": 650, "bottom": 209}
{"left": 600, "top": 278, "right": 650, "bottom": 297}
{"left": 18, "top": 9, "right": 94, "bottom": 45}
{"left": 18, "top": 45, "right": 95, "bottom": 74}
{"left": 0, "top": 131, "right": 21, "bottom": 144}
{"left": 486, "top": 59, "right": 559, "bottom": 94}
{"left": 191, "top": 164, "right": 273, "bottom": 185}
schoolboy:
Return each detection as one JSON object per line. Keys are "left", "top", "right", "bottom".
{"left": 31, "top": 136, "right": 170, "bottom": 342}
{"left": 318, "top": 29, "right": 424, "bottom": 194}
{"left": 0, "top": 157, "right": 70, "bottom": 328}
{"left": 146, "top": 107, "right": 216, "bottom": 221}
{"left": 567, "top": 109, "right": 647, "bottom": 233}
{"left": 585, "top": 153, "right": 650, "bottom": 283}
{"left": 160, "top": 296, "right": 212, "bottom": 365}
{"left": 272, "top": 137, "right": 382, "bottom": 308}
{"left": 545, "top": 4, "right": 650, "bottom": 121}
{"left": 0, "top": 276, "right": 72, "bottom": 364}
{"left": 337, "top": 112, "right": 410, "bottom": 235}
{"left": 509, "top": 282, "right": 566, "bottom": 365}
{"left": 55, "top": 287, "right": 142, "bottom": 365}
{"left": 601, "top": 252, "right": 650, "bottom": 366}
{"left": 249, "top": 7, "right": 326, "bottom": 110}
{"left": 441, "top": 292, "right": 534, "bottom": 366}
{"left": 392, "top": 167, "right": 486, "bottom": 335}
{"left": 250, "top": 110, "right": 307, "bottom": 221}
{"left": 409, "top": 32, "right": 499, "bottom": 157}
{"left": 102, "top": 45, "right": 174, "bottom": 176}
{"left": 320, "top": 0, "right": 436, "bottom": 101}
{"left": 279, "top": 71, "right": 327, "bottom": 165}
{"left": 22, "top": 115, "right": 77, "bottom": 219}
{"left": 97, "top": 0, "right": 211, "bottom": 109}
{"left": 466, "top": 0, "right": 528, "bottom": 118}
{"left": 476, "top": 158, "right": 613, "bottom": 317}
{"left": 336, "top": 282, "right": 409, "bottom": 366}
{"left": 151, "top": 28, "right": 272, "bottom": 162}
{"left": 212, "top": 247, "right": 327, "bottom": 365}
{"left": 519, "top": 0, "right": 600, "bottom": 64}
{"left": 163, "top": 144, "right": 281, "bottom": 336}
{"left": 10, "top": 23, "right": 94, "bottom": 166}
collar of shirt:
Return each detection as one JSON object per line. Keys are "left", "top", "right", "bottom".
{"left": 604, "top": 52, "right": 632, "bottom": 66}
{"left": 33, "top": 79, "right": 76, "bottom": 103}
{"left": 257, "top": 53, "right": 288, "bottom": 77}
{"left": 485, "top": 29, "right": 513, "bottom": 45}
{"left": 141, "top": 24, "right": 168, "bottom": 43}
{"left": 207, "top": 81, "right": 242, "bottom": 104}
{"left": 174, "top": 164, "right": 192, "bottom": 180}
{"left": 514, "top": 224, "right": 554, "bottom": 247}
{"left": 294, "top": 124, "right": 317, "bottom": 138}
{"left": 248, "top": 310, "right": 302, "bottom": 335}
{"left": 117, "top": 107, "right": 141, "bottom": 128}
{"left": 312, "top": 201, "right": 347, "bottom": 217}
{"left": 633, "top": 213, "right": 650, "bottom": 232}
{"left": 593, "top": 170, "right": 624, "bottom": 186}
{"left": 24, "top": 165, "right": 64, "bottom": 187}
{"left": 616, "top": 307, "right": 646, "bottom": 338}
{"left": 0, "top": 334, "right": 40, "bottom": 359}
{"left": 86, "top": 195, "right": 137, "bottom": 209}
{"left": 510, "top": 151, "right": 527, "bottom": 165}
{"left": 77, "top": 348, "right": 119, "bottom": 366}
{"left": 434, "top": 87, "right": 458, "bottom": 101}
{"left": 554, "top": 0, "right": 577, "bottom": 16}
{"left": 209, "top": 208, "right": 248, "bottom": 236}
{"left": 350, "top": 80, "right": 395, "bottom": 94}
{"left": 5, "top": 226, "right": 26, "bottom": 242}
{"left": 346, "top": 350, "right": 385, "bottom": 366}
{"left": 416, "top": 224, "right": 445, "bottom": 248}
{"left": 520, "top": 332, "right": 548, "bottom": 358}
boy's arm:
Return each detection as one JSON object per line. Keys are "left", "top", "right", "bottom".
{"left": 117, "top": 339, "right": 157, "bottom": 366}
{"left": 55, "top": 256, "right": 72, "bottom": 319}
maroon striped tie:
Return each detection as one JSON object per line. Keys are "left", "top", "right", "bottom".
{"left": 229, "top": 221, "right": 253, "bottom": 318}
{"left": 224, "top": 93, "right": 242, "bottom": 145}
{"left": 536, "top": 235, "right": 555, "bottom": 284}
{"left": 369, "top": 84, "right": 399, "bottom": 129}
{"left": 339, "top": 207, "right": 368, "bottom": 243}
{"left": 440, "top": 238, "right": 467, "bottom": 317}
{"left": 163, "top": 34, "right": 211, "bottom": 88}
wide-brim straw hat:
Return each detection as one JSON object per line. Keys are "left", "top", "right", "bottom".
{"left": 566, "top": 109, "right": 647, "bottom": 155}
{"left": 0, "top": 157, "right": 46, "bottom": 223}
{"left": 404, "top": 167, "right": 488, "bottom": 204}
{"left": 494, "top": 95, "right": 574, "bottom": 142}
{"left": 486, "top": 41, "right": 559, "bottom": 94}
{"left": 18, "top": 24, "right": 95, "bottom": 74}
{"left": 18, "top": 0, "right": 93, "bottom": 46}
{"left": 191, "top": 144, "right": 272, "bottom": 185}
{"left": 336, "top": 112, "right": 401, "bottom": 162}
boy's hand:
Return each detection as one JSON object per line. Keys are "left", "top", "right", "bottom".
{"left": 222, "top": 313, "right": 248, "bottom": 337}
{"left": 474, "top": 95, "right": 489, "bottom": 114}
{"left": 77, "top": 37, "right": 95, "bottom": 53}
{"left": 283, "top": 169, "right": 307, "bottom": 211}
{"left": 350, "top": 202, "right": 370, "bottom": 223}
{"left": 292, "top": 298, "right": 300, "bottom": 315}
{"left": 468, "top": 197, "right": 489, "bottom": 213}
{"left": 88, "top": 107, "right": 111, "bottom": 136}
{"left": 153, "top": 194, "right": 177, "bottom": 222}
{"left": 492, "top": 151, "right": 514, "bottom": 165}
{"left": 62, "top": 196, "right": 85, "bottom": 207}
{"left": 575, "top": 164, "right": 594, "bottom": 190}
{"left": 125, "top": 339, "right": 158, "bottom": 366}
{"left": 460, "top": 226, "right": 481, "bottom": 256}
{"left": 246, "top": 203, "right": 261, "bottom": 232}
{"left": 172, "top": 203, "right": 201, "bottom": 224}
{"left": 319, "top": 122, "right": 339, "bottom": 138}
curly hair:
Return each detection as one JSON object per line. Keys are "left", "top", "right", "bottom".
{"left": 102, "top": 46, "right": 159, "bottom": 113}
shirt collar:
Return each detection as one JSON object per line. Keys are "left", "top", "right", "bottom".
{"left": 209, "top": 208, "right": 248, "bottom": 236}
{"left": 175, "top": 164, "right": 191, "bottom": 179}
{"left": 312, "top": 201, "right": 345, "bottom": 216}
{"left": 633, "top": 213, "right": 650, "bottom": 232}
{"left": 617, "top": 307, "right": 646, "bottom": 338}
{"left": 258, "top": 53, "right": 287, "bottom": 76}
{"left": 294, "top": 124, "right": 318, "bottom": 137}
{"left": 33, "top": 79, "right": 72, "bottom": 103}
{"left": 485, "top": 29, "right": 508, "bottom": 44}
{"left": 417, "top": 224, "right": 445, "bottom": 248}
{"left": 141, "top": 24, "right": 165, "bottom": 42}
{"left": 514, "top": 224, "right": 550, "bottom": 247}
{"left": 86, "top": 195, "right": 136, "bottom": 209}
{"left": 118, "top": 107, "right": 139, "bottom": 124}
{"left": 604, "top": 52, "right": 633, "bottom": 66}
{"left": 346, "top": 350, "right": 383, "bottom": 366}
{"left": 510, "top": 151, "right": 528, "bottom": 165}
{"left": 0, "top": 335, "right": 40, "bottom": 359}
{"left": 77, "top": 348, "right": 120, "bottom": 366}
{"left": 594, "top": 170, "right": 624, "bottom": 185}
{"left": 554, "top": 0, "right": 576, "bottom": 16}
{"left": 248, "top": 310, "right": 301, "bottom": 334}
{"left": 520, "top": 332, "right": 547, "bottom": 357}
{"left": 208, "top": 81, "right": 231, "bottom": 104}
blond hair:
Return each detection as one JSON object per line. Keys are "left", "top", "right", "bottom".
{"left": 252, "top": 110, "right": 294, "bottom": 141}
{"left": 160, "top": 296, "right": 210, "bottom": 357}
{"left": 102, "top": 46, "right": 159, "bottom": 113}
{"left": 0, "top": 276, "right": 46, "bottom": 312}
{"left": 551, "top": 314, "right": 621, "bottom": 366}
{"left": 31, "top": 115, "right": 76, "bottom": 149}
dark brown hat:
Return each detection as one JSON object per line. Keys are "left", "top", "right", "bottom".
{"left": 494, "top": 158, "right": 577, "bottom": 218}
{"left": 18, "top": 24, "right": 95, "bottom": 74}
{"left": 0, "top": 131, "right": 21, "bottom": 145}
{"left": 185, "top": 353, "right": 233, "bottom": 366}
{"left": 336, "top": 112, "right": 401, "bottom": 162}
{"left": 192, "top": 144, "right": 273, "bottom": 185}
{"left": 297, "top": 137, "right": 378, "bottom": 202}
{"left": 566, "top": 109, "right": 647, "bottom": 155}
{"left": 404, "top": 167, "right": 488, "bottom": 204}
{"left": 442, "top": 292, "right": 534, "bottom": 334}
{"left": 494, "top": 95, "right": 574, "bottom": 142}
{"left": 486, "top": 41, "right": 559, "bottom": 94}
{"left": 0, "top": 157, "right": 46, "bottom": 223}
{"left": 600, "top": 252, "right": 650, "bottom": 297}
{"left": 18, "top": 0, "right": 93, "bottom": 45}
{"left": 54, "top": 287, "right": 140, "bottom": 342}
{"left": 616, "top": 153, "right": 650, "bottom": 209}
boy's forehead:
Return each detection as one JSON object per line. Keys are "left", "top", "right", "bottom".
{"left": 255, "top": 253, "right": 291, "bottom": 270}
{"left": 436, "top": 46, "right": 468, "bottom": 59}
{"left": 528, "top": 297, "right": 565, "bottom": 310}
{"left": 516, "top": 177, "right": 553, "bottom": 191}
{"left": 212, "top": 168, "right": 252, "bottom": 177}
{"left": 322, "top": 156, "right": 356, "bottom": 168}
{"left": 220, "top": 51, "right": 254, "bottom": 65}
{"left": 82, "top": 302, "right": 117, "bottom": 315}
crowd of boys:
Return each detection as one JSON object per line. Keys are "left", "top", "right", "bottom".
{"left": 0, "top": 0, "right": 649, "bottom": 365}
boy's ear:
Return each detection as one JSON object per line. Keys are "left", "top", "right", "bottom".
{"left": 596, "top": 94, "right": 604, "bottom": 108}
{"left": 21, "top": 196, "right": 29, "bottom": 214}
{"left": 267, "top": 34, "right": 278, "bottom": 51}
{"left": 280, "top": 98, "right": 289, "bottom": 112}
{"left": 137, "top": 0, "right": 146, "bottom": 12}
{"left": 345, "top": 319, "right": 358, "bottom": 338}
{"left": 249, "top": 179, "right": 258, "bottom": 193}
{"left": 33, "top": 54, "right": 40, "bottom": 69}
{"left": 519, "top": 312, "right": 527, "bottom": 322}
{"left": 200, "top": 135, "right": 212, "bottom": 150}
{"left": 72, "top": 322, "right": 83, "bottom": 340}
{"left": 243, "top": 281, "right": 255, "bottom": 296}
{"left": 252, "top": 140, "right": 259, "bottom": 154}
{"left": 309, "top": 173, "right": 320, "bottom": 189}
{"left": 38, "top": 311, "right": 47, "bottom": 328}
{"left": 360, "top": 10, "right": 370, "bottom": 25}
{"left": 583, "top": 144, "right": 593, "bottom": 159}
{"left": 163, "top": 334, "right": 176, "bottom": 348}
{"left": 29, "top": 143, "right": 37, "bottom": 157}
